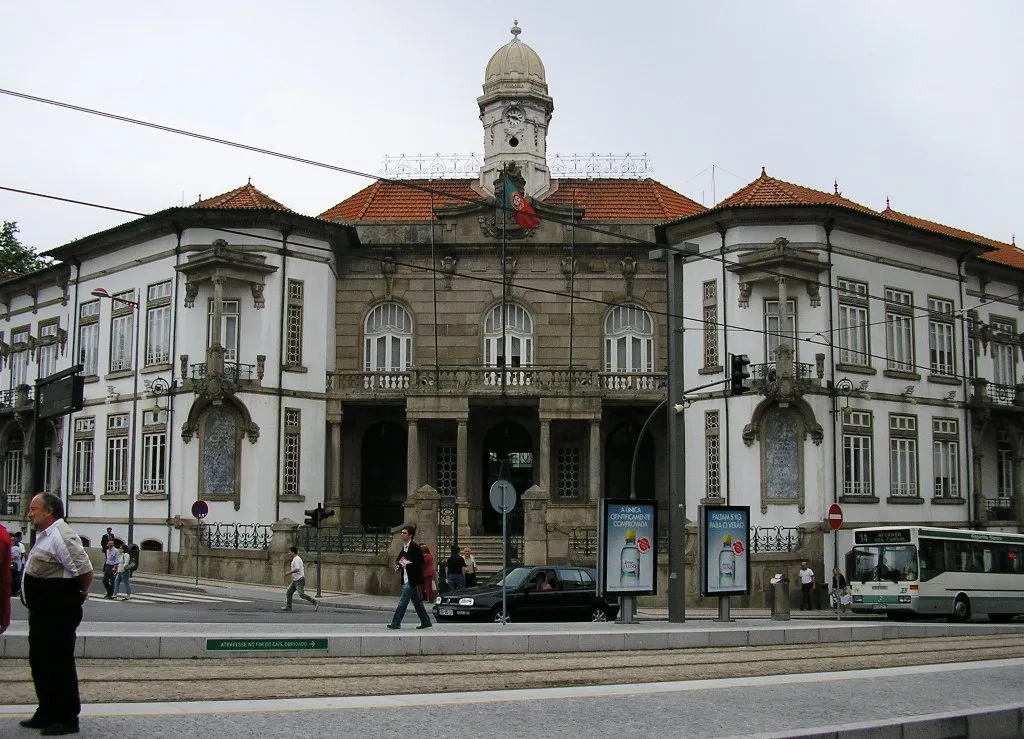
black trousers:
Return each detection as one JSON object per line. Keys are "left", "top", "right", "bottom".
{"left": 24, "top": 576, "right": 84, "bottom": 727}
{"left": 102, "top": 564, "right": 115, "bottom": 596}
{"left": 800, "top": 582, "right": 813, "bottom": 609}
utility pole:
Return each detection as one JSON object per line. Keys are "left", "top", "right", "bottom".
{"left": 649, "top": 243, "right": 698, "bottom": 623}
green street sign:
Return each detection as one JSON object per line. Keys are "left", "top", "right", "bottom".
{"left": 205, "top": 638, "right": 328, "bottom": 652}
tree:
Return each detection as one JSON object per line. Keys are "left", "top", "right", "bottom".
{"left": 0, "top": 221, "right": 51, "bottom": 276}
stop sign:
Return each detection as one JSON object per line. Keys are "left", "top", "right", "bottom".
{"left": 827, "top": 503, "right": 843, "bottom": 531}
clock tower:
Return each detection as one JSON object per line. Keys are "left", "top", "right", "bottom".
{"left": 478, "top": 22, "right": 554, "bottom": 199}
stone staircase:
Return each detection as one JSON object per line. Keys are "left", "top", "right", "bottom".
{"left": 457, "top": 535, "right": 512, "bottom": 575}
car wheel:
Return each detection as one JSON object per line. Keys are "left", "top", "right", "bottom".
{"left": 950, "top": 595, "right": 971, "bottom": 622}
{"left": 492, "top": 606, "right": 511, "bottom": 624}
{"left": 590, "top": 607, "right": 610, "bottom": 623}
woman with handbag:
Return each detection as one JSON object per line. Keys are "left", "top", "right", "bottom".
{"left": 420, "top": 544, "right": 436, "bottom": 603}
{"left": 831, "top": 567, "right": 849, "bottom": 612}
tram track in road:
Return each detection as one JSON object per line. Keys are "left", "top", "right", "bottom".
{"left": 1, "top": 634, "right": 1022, "bottom": 704}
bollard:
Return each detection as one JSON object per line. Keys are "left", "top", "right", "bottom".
{"left": 771, "top": 577, "right": 791, "bottom": 621}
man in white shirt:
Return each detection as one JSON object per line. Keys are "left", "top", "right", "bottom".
{"left": 21, "top": 492, "right": 93, "bottom": 736}
{"left": 798, "top": 561, "right": 815, "bottom": 610}
{"left": 281, "top": 545, "right": 318, "bottom": 612}
{"left": 10, "top": 531, "right": 25, "bottom": 597}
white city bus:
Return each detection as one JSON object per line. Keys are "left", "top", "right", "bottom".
{"left": 849, "top": 526, "right": 1024, "bottom": 622}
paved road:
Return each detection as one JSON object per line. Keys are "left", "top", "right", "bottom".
{"left": 10, "top": 580, "right": 392, "bottom": 624}
{"left": 1, "top": 658, "right": 1021, "bottom": 738}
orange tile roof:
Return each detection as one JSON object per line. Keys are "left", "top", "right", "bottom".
{"left": 877, "top": 204, "right": 1009, "bottom": 251}
{"left": 318, "top": 178, "right": 705, "bottom": 222}
{"left": 192, "top": 182, "right": 292, "bottom": 211}
{"left": 714, "top": 168, "right": 876, "bottom": 214}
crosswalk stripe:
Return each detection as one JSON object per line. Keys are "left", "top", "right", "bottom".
{"left": 89, "top": 593, "right": 253, "bottom": 605}
{"left": 165, "top": 591, "right": 253, "bottom": 603}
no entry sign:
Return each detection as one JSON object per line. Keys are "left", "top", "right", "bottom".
{"left": 827, "top": 503, "right": 843, "bottom": 531}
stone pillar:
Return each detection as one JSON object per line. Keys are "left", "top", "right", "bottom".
{"left": 402, "top": 484, "right": 440, "bottom": 554}
{"left": 522, "top": 484, "right": 549, "bottom": 565}
{"left": 407, "top": 419, "right": 420, "bottom": 499}
{"left": 208, "top": 275, "right": 226, "bottom": 374}
{"left": 588, "top": 419, "right": 602, "bottom": 503}
{"left": 270, "top": 518, "right": 299, "bottom": 555}
{"left": 538, "top": 418, "right": 551, "bottom": 497}
{"left": 971, "top": 422, "right": 987, "bottom": 527}
{"left": 457, "top": 419, "right": 470, "bottom": 535}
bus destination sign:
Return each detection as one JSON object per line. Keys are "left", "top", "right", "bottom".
{"left": 854, "top": 529, "right": 912, "bottom": 545}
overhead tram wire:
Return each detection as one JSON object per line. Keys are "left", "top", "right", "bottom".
{"left": 0, "top": 183, "right": 1001, "bottom": 388}
{"left": 1, "top": 86, "right": 1014, "bottom": 329}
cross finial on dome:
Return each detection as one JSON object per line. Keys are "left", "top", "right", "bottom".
{"left": 886, "top": 196, "right": 890, "bottom": 210}
{"left": 511, "top": 20, "right": 521, "bottom": 37}
{"left": 834, "top": 179, "right": 839, "bottom": 195}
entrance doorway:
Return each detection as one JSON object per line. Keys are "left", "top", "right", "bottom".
{"left": 481, "top": 421, "right": 533, "bottom": 534}
{"left": 361, "top": 421, "right": 407, "bottom": 528}
{"left": 604, "top": 422, "right": 655, "bottom": 500}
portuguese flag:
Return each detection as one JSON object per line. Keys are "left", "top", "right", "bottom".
{"left": 503, "top": 176, "right": 540, "bottom": 231}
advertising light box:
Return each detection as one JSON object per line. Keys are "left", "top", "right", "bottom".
{"left": 601, "top": 499, "right": 658, "bottom": 597}
{"left": 699, "top": 505, "right": 751, "bottom": 597}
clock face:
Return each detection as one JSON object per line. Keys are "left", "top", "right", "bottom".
{"left": 504, "top": 106, "right": 524, "bottom": 128}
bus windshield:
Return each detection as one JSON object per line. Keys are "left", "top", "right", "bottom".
{"left": 853, "top": 545, "right": 918, "bottom": 583}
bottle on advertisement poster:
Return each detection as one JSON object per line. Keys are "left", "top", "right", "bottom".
{"left": 719, "top": 533, "right": 736, "bottom": 586}
{"left": 620, "top": 529, "right": 640, "bottom": 587}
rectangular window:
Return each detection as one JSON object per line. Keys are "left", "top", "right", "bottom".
{"left": 78, "top": 302, "right": 100, "bottom": 376}
{"left": 208, "top": 299, "right": 240, "bottom": 363}
{"left": 72, "top": 416, "right": 97, "bottom": 496}
{"left": 889, "top": 414, "right": 918, "bottom": 497}
{"left": 283, "top": 408, "right": 301, "bottom": 496}
{"left": 997, "top": 430, "right": 1014, "bottom": 498}
{"left": 927, "top": 297, "right": 955, "bottom": 376}
{"left": 286, "top": 279, "right": 304, "bottom": 368}
{"left": 885, "top": 289, "right": 914, "bottom": 372}
{"left": 991, "top": 318, "right": 1017, "bottom": 402}
{"left": 106, "top": 412, "right": 129, "bottom": 494}
{"left": 109, "top": 313, "right": 135, "bottom": 372}
{"left": 837, "top": 279, "right": 870, "bottom": 366}
{"left": 556, "top": 446, "right": 581, "bottom": 498}
{"left": 3, "top": 440, "right": 23, "bottom": 515}
{"left": 764, "top": 299, "right": 796, "bottom": 361}
{"left": 10, "top": 328, "right": 30, "bottom": 388}
{"left": 145, "top": 280, "right": 172, "bottom": 366}
{"left": 142, "top": 432, "right": 167, "bottom": 494}
{"left": 932, "top": 418, "right": 959, "bottom": 498}
{"left": 842, "top": 411, "right": 873, "bottom": 496}
{"left": 702, "top": 280, "right": 719, "bottom": 368}
{"left": 705, "top": 411, "right": 721, "bottom": 498}
{"left": 37, "top": 321, "right": 59, "bottom": 380}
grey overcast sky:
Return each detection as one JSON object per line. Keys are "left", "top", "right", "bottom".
{"left": 1, "top": 1, "right": 1021, "bottom": 252}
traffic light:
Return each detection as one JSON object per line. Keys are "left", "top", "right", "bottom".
{"left": 730, "top": 353, "right": 751, "bottom": 396}
{"left": 304, "top": 504, "right": 336, "bottom": 528}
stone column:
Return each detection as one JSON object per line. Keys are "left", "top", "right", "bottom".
{"left": 538, "top": 418, "right": 551, "bottom": 496}
{"left": 588, "top": 419, "right": 602, "bottom": 503}
{"left": 456, "top": 419, "right": 470, "bottom": 536}
{"left": 522, "top": 485, "right": 549, "bottom": 565}
{"left": 971, "top": 422, "right": 987, "bottom": 526}
{"left": 407, "top": 419, "right": 420, "bottom": 500}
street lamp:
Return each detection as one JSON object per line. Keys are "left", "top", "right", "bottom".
{"left": 92, "top": 287, "right": 140, "bottom": 545}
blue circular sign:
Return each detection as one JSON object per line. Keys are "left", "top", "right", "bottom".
{"left": 191, "top": 500, "right": 209, "bottom": 519}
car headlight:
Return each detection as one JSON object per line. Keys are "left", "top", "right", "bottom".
{"left": 434, "top": 596, "right": 442, "bottom": 605}
{"left": 458, "top": 597, "right": 475, "bottom": 606}
{"left": 853, "top": 595, "right": 863, "bottom": 602}
{"left": 898, "top": 595, "right": 912, "bottom": 603}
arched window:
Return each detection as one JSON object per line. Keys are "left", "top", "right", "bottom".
{"left": 483, "top": 304, "right": 533, "bottom": 385}
{"left": 604, "top": 304, "right": 654, "bottom": 388}
{"left": 364, "top": 303, "right": 412, "bottom": 388}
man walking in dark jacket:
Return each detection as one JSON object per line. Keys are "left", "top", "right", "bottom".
{"left": 387, "top": 524, "right": 432, "bottom": 630}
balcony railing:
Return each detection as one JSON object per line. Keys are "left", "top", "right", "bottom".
{"left": 330, "top": 366, "right": 666, "bottom": 398}
{"left": 190, "top": 362, "right": 256, "bottom": 383}
{"left": 0, "top": 387, "right": 33, "bottom": 410}
{"left": 987, "top": 383, "right": 1016, "bottom": 406}
{"left": 985, "top": 496, "right": 1017, "bottom": 521}
{"left": 201, "top": 522, "right": 273, "bottom": 550}
{"left": 751, "top": 362, "right": 816, "bottom": 382}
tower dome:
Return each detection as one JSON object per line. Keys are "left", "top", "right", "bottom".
{"left": 482, "top": 21, "right": 548, "bottom": 97}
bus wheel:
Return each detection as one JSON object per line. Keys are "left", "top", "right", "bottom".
{"left": 950, "top": 595, "right": 971, "bottom": 622}
{"left": 988, "top": 613, "right": 1014, "bottom": 624}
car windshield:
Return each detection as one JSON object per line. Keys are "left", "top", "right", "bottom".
{"left": 482, "top": 567, "right": 532, "bottom": 589}
{"left": 853, "top": 545, "right": 919, "bottom": 583}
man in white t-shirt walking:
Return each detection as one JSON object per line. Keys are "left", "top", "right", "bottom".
{"left": 798, "top": 561, "right": 815, "bottom": 610}
{"left": 281, "top": 545, "right": 318, "bottom": 612}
